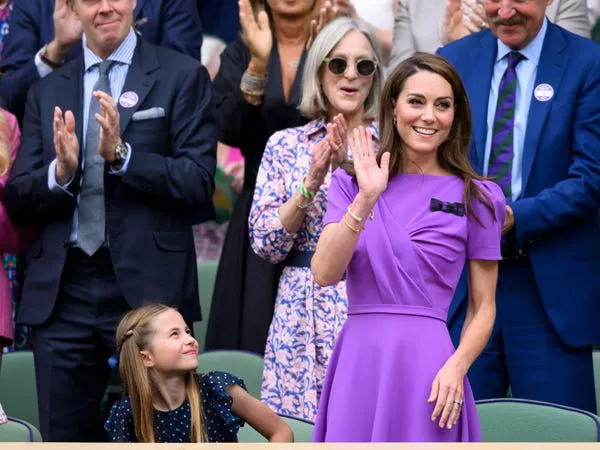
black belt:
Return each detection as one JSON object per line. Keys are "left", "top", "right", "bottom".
{"left": 284, "top": 250, "right": 347, "bottom": 281}
{"left": 284, "top": 250, "right": 314, "bottom": 268}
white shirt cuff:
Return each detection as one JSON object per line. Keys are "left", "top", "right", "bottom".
{"left": 48, "top": 159, "right": 74, "bottom": 195}
{"left": 35, "top": 47, "right": 55, "bottom": 78}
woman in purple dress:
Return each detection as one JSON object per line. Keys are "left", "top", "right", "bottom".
{"left": 311, "top": 53, "right": 504, "bottom": 442}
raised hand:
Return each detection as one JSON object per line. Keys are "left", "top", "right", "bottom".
{"left": 349, "top": 127, "right": 390, "bottom": 201}
{"left": 304, "top": 137, "right": 333, "bottom": 193}
{"left": 46, "top": 0, "right": 83, "bottom": 63}
{"left": 53, "top": 106, "right": 80, "bottom": 185}
{"left": 239, "top": 0, "right": 273, "bottom": 73}
{"left": 307, "top": 0, "right": 339, "bottom": 49}
{"left": 441, "top": 0, "right": 470, "bottom": 45}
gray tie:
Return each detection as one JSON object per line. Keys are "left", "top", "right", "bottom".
{"left": 77, "top": 60, "right": 114, "bottom": 256}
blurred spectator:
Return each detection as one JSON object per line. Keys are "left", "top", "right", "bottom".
{"left": 0, "top": 0, "right": 203, "bottom": 124}
{"left": 335, "top": 0, "right": 400, "bottom": 61}
{"left": 0, "top": 0, "right": 13, "bottom": 61}
{"left": 0, "top": 111, "right": 33, "bottom": 363}
{"left": 389, "top": 0, "right": 591, "bottom": 70}
{"left": 205, "top": 0, "right": 336, "bottom": 355}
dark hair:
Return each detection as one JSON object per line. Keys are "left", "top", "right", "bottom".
{"left": 377, "top": 52, "right": 495, "bottom": 224}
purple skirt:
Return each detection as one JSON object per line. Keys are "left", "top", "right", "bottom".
{"left": 313, "top": 311, "right": 481, "bottom": 442}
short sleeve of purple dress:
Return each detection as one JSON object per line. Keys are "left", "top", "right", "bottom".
{"left": 315, "top": 170, "right": 505, "bottom": 442}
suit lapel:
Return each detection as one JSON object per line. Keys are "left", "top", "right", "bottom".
{"left": 118, "top": 40, "right": 159, "bottom": 134}
{"left": 133, "top": 0, "right": 148, "bottom": 20}
{"left": 58, "top": 57, "right": 85, "bottom": 157}
{"left": 466, "top": 32, "right": 497, "bottom": 173}
{"left": 521, "top": 23, "right": 568, "bottom": 193}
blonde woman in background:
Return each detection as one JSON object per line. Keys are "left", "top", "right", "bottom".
{"left": 0, "top": 109, "right": 33, "bottom": 416}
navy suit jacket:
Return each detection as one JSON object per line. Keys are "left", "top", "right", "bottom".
{"left": 439, "top": 22, "right": 600, "bottom": 347}
{"left": 0, "top": 0, "right": 202, "bottom": 123}
{"left": 3, "top": 38, "right": 216, "bottom": 326}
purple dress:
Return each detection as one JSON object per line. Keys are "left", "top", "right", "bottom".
{"left": 313, "top": 170, "right": 505, "bottom": 442}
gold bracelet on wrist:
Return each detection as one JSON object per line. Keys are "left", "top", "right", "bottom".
{"left": 342, "top": 212, "right": 361, "bottom": 233}
{"left": 296, "top": 195, "right": 313, "bottom": 210}
{"left": 347, "top": 204, "right": 374, "bottom": 223}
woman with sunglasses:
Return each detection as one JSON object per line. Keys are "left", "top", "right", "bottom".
{"left": 249, "top": 17, "right": 384, "bottom": 422}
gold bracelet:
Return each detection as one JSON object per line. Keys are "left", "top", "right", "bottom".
{"left": 296, "top": 196, "right": 313, "bottom": 210}
{"left": 342, "top": 213, "right": 361, "bottom": 233}
{"left": 347, "top": 204, "right": 375, "bottom": 223}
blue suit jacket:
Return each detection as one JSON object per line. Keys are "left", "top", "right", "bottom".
{"left": 0, "top": 0, "right": 202, "bottom": 123}
{"left": 439, "top": 22, "right": 600, "bottom": 347}
{"left": 3, "top": 39, "right": 216, "bottom": 326}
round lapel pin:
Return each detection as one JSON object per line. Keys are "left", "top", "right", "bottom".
{"left": 534, "top": 83, "right": 554, "bottom": 102}
{"left": 119, "top": 91, "right": 139, "bottom": 108}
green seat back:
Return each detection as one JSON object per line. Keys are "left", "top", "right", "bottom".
{"left": 0, "top": 417, "right": 42, "bottom": 442}
{"left": 0, "top": 352, "right": 38, "bottom": 430}
{"left": 237, "top": 414, "right": 314, "bottom": 443}
{"left": 197, "top": 350, "right": 263, "bottom": 399}
{"left": 593, "top": 351, "right": 600, "bottom": 414}
{"left": 477, "top": 399, "right": 600, "bottom": 442}
{"left": 193, "top": 260, "right": 219, "bottom": 352}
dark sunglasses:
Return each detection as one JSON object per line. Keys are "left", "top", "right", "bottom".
{"left": 323, "top": 57, "right": 377, "bottom": 77}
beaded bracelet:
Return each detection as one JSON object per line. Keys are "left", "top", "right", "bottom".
{"left": 299, "top": 178, "right": 317, "bottom": 200}
{"left": 240, "top": 69, "right": 267, "bottom": 97}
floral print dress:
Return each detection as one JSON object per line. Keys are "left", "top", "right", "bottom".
{"left": 249, "top": 119, "right": 379, "bottom": 421}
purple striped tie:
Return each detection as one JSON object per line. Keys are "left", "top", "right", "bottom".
{"left": 488, "top": 51, "right": 524, "bottom": 202}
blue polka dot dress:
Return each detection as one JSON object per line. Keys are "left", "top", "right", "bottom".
{"left": 105, "top": 371, "right": 247, "bottom": 442}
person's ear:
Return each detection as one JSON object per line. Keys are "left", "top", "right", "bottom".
{"left": 140, "top": 350, "right": 155, "bottom": 368}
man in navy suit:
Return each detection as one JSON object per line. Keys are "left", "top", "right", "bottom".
{"left": 439, "top": 0, "right": 600, "bottom": 412}
{"left": 3, "top": 0, "right": 216, "bottom": 441}
{"left": 0, "top": 0, "right": 202, "bottom": 123}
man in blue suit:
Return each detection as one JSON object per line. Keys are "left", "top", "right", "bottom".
{"left": 439, "top": 0, "right": 600, "bottom": 413}
{"left": 0, "top": 0, "right": 202, "bottom": 123}
{"left": 3, "top": 0, "right": 216, "bottom": 441}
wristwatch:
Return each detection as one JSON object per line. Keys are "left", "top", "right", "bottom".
{"left": 114, "top": 143, "right": 129, "bottom": 165}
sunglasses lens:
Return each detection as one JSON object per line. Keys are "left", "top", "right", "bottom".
{"left": 357, "top": 60, "right": 376, "bottom": 76}
{"left": 327, "top": 58, "right": 347, "bottom": 75}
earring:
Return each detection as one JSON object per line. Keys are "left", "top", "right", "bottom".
{"left": 393, "top": 116, "right": 397, "bottom": 126}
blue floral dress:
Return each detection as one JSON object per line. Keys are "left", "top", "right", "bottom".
{"left": 249, "top": 119, "right": 379, "bottom": 421}
{"left": 105, "top": 372, "right": 246, "bottom": 442}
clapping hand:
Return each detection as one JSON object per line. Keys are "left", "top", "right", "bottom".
{"left": 326, "top": 114, "right": 349, "bottom": 163}
{"left": 239, "top": 0, "right": 272, "bottom": 73}
{"left": 47, "top": 0, "right": 83, "bottom": 62}
{"left": 53, "top": 107, "right": 80, "bottom": 185}
{"left": 304, "top": 133, "right": 334, "bottom": 193}
{"left": 93, "top": 91, "right": 122, "bottom": 165}
{"left": 349, "top": 127, "right": 390, "bottom": 202}
{"left": 307, "top": 0, "right": 339, "bottom": 49}
{"left": 442, "top": 0, "right": 487, "bottom": 45}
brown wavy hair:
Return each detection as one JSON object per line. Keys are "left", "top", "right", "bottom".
{"left": 378, "top": 52, "right": 495, "bottom": 224}
{"left": 116, "top": 304, "right": 205, "bottom": 443}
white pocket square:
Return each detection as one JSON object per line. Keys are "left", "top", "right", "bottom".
{"left": 131, "top": 107, "right": 165, "bottom": 121}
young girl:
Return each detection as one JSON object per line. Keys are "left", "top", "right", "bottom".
{"left": 105, "top": 304, "right": 293, "bottom": 443}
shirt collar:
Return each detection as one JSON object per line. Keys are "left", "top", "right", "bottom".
{"left": 305, "top": 118, "right": 380, "bottom": 141}
{"left": 83, "top": 27, "right": 137, "bottom": 72}
{"left": 495, "top": 16, "right": 547, "bottom": 67}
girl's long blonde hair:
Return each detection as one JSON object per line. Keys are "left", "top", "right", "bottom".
{"left": 0, "top": 112, "right": 15, "bottom": 177}
{"left": 116, "top": 304, "right": 205, "bottom": 443}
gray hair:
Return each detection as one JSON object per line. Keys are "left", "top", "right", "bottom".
{"left": 299, "top": 17, "right": 384, "bottom": 121}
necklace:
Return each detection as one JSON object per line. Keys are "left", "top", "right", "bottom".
{"left": 289, "top": 59, "right": 300, "bottom": 70}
